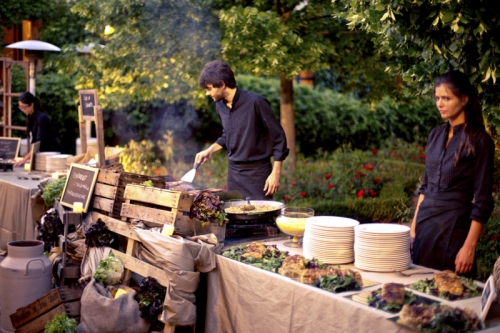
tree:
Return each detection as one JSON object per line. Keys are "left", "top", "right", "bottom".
{"left": 0, "top": 0, "right": 55, "bottom": 40}
{"left": 69, "top": 0, "right": 221, "bottom": 109}
{"left": 215, "top": 0, "right": 344, "bottom": 167}
{"left": 334, "top": 0, "right": 500, "bottom": 132}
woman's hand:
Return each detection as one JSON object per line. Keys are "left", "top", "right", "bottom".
{"left": 455, "top": 244, "right": 475, "bottom": 275}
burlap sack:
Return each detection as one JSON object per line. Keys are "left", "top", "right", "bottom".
{"left": 76, "top": 278, "right": 149, "bottom": 333}
{"left": 134, "top": 229, "right": 217, "bottom": 326}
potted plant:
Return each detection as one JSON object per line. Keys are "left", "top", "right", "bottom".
{"left": 189, "top": 190, "right": 228, "bottom": 243}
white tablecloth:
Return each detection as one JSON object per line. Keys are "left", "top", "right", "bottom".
{"left": 204, "top": 239, "right": 500, "bottom": 333}
{"left": 0, "top": 169, "right": 44, "bottom": 255}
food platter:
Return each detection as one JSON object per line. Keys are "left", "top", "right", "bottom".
{"left": 223, "top": 199, "right": 284, "bottom": 220}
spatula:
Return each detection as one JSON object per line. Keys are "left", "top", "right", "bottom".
{"left": 180, "top": 163, "right": 200, "bottom": 183}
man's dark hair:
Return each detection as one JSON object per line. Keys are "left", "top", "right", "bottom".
{"left": 198, "top": 60, "right": 236, "bottom": 89}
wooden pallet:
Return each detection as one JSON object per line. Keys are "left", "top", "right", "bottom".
{"left": 91, "top": 169, "right": 166, "bottom": 219}
{"left": 120, "top": 184, "right": 197, "bottom": 236}
{"left": 10, "top": 284, "right": 85, "bottom": 333}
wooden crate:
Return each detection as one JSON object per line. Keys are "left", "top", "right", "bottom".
{"left": 120, "top": 184, "right": 196, "bottom": 236}
{"left": 10, "top": 284, "right": 85, "bottom": 333}
{"left": 91, "top": 169, "right": 166, "bottom": 219}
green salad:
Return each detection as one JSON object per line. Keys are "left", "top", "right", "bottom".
{"left": 410, "top": 277, "right": 481, "bottom": 301}
{"left": 368, "top": 288, "right": 417, "bottom": 313}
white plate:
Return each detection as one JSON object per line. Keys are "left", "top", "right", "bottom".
{"left": 308, "top": 216, "right": 360, "bottom": 228}
{"left": 355, "top": 223, "right": 410, "bottom": 234}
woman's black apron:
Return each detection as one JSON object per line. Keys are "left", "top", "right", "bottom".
{"left": 227, "top": 159, "right": 272, "bottom": 200}
{"left": 413, "top": 191, "right": 475, "bottom": 276}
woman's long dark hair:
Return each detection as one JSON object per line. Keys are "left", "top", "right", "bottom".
{"left": 19, "top": 91, "right": 43, "bottom": 111}
{"left": 20, "top": 91, "right": 44, "bottom": 133}
{"left": 434, "top": 70, "right": 485, "bottom": 165}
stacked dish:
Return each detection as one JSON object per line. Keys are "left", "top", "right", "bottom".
{"left": 46, "top": 154, "right": 73, "bottom": 172}
{"left": 34, "top": 152, "right": 60, "bottom": 171}
{"left": 303, "top": 216, "right": 359, "bottom": 264}
{"left": 354, "top": 223, "right": 410, "bottom": 272}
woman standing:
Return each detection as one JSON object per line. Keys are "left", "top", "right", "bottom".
{"left": 411, "top": 70, "right": 495, "bottom": 277}
{"left": 13, "top": 92, "right": 62, "bottom": 167}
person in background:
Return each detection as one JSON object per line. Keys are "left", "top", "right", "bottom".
{"left": 13, "top": 92, "right": 62, "bottom": 167}
{"left": 194, "top": 60, "right": 289, "bottom": 200}
{"left": 410, "top": 70, "right": 495, "bottom": 278}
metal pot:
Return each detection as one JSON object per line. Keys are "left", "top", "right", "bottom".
{"left": 223, "top": 199, "right": 285, "bottom": 220}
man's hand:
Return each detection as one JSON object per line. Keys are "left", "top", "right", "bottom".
{"left": 264, "top": 172, "right": 280, "bottom": 196}
{"left": 455, "top": 244, "right": 475, "bottom": 275}
{"left": 194, "top": 143, "right": 223, "bottom": 166}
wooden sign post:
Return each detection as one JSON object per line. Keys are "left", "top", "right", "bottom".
{"left": 60, "top": 163, "right": 99, "bottom": 212}
{"left": 0, "top": 137, "right": 21, "bottom": 160}
{"left": 78, "top": 89, "right": 106, "bottom": 167}
{"left": 29, "top": 141, "right": 40, "bottom": 172}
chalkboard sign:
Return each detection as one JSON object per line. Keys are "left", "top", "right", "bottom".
{"left": 30, "top": 141, "right": 40, "bottom": 172}
{"left": 60, "top": 163, "right": 99, "bottom": 212}
{"left": 78, "top": 89, "right": 98, "bottom": 120}
{"left": 481, "top": 275, "right": 497, "bottom": 322}
{"left": 0, "top": 137, "right": 21, "bottom": 160}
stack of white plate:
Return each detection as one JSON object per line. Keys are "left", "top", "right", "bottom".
{"left": 46, "top": 154, "right": 73, "bottom": 171}
{"left": 34, "top": 152, "right": 60, "bottom": 171}
{"left": 354, "top": 223, "right": 411, "bottom": 272}
{"left": 303, "top": 216, "right": 360, "bottom": 264}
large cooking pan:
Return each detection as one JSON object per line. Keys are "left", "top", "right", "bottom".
{"left": 224, "top": 199, "right": 285, "bottom": 220}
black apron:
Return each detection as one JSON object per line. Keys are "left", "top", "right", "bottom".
{"left": 413, "top": 191, "right": 476, "bottom": 277}
{"left": 227, "top": 159, "right": 272, "bottom": 200}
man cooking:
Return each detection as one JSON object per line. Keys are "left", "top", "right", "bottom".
{"left": 194, "top": 60, "right": 289, "bottom": 200}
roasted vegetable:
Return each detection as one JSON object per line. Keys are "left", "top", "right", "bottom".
{"left": 189, "top": 190, "right": 227, "bottom": 226}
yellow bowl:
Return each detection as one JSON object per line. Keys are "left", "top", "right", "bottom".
{"left": 276, "top": 216, "right": 308, "bottom": 237}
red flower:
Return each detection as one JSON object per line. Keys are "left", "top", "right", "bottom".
{"left": 372, "top": 148, "right": 378, "bottom": 155}
{"left": 372, "top": 177, "right": 380, "bottom": 184}
{"left": 325, "top": 173, "right": 331, "bottom": 179}
{"left": 363, "top": 164, "right": 374, "bottom": 171}
{"left": 292, "top": 183, "right": 296, "bottom": 187}
{"left": 356, "top": 171, "right": 366, "bottom": 178}
{"left": 283, "top": 195, "right": 291, "bottom": 201}
{"left": 328, "top": 182, "right": 334, "bottom": 189}
{"left": 368, "top": 189, "right": 377, "bottom": 197}
{"left": 356, "top": 190, "right": 364, "bottom": 198}
{"left": 223, "top": 184, "right": 227, "bottom": 191}
{"left": 300, "top": 192, "right": 307, "bottom": 197}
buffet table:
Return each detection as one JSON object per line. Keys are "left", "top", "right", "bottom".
{"left": 0, "top": 169, "right": 45, "bottom": 255}
{"left": 205, "top": 239, "right": 500, "bottom": 333}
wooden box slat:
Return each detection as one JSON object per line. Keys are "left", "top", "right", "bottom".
{"left": 96, "top": 169, "right": 120, "bottom": 186}
{"left": 121, "top": 203, "right": 176, "bottom": 225}
{"left": 94, "top": 183, "right": 117, "bottom": 199}
{"left": 91, "top": 196, "right": 114, "bottom": 213}
{"left": 90, "top": 212, "right": 139, "bottom": 241}
{"left": 15, "top": 304, "right": 66, "bottom": 333}
{"left": 110, "top": 249, "right": 169, "bottom": 286}
{"left": 123, "top": 184, "right": 193, "bottom": 211}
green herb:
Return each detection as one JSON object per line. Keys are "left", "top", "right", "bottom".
{"left": 318, "top": 270, "right": 362, "bottom": 293}
{"left": 41, "top": 177, "right": 67, "bottom": 206}
{"left": 417, "top": 305, "right": 479, "bottom": 332}
{"left": 221, "top": 244, "right": 289, "bottom": 272}
{"left": 367, "top": 289, "right": 417, "bottom": 313}
{"left": 142, "top": 180, "right": 154, "bottom": 187}
{"left": 44, "top": 313, "right": 77, "bottom": 333}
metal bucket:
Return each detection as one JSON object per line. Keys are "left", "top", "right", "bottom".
{"left": 0, "top": 240, "right": 52, "bottom": 333}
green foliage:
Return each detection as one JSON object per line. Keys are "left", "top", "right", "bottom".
{"left": 44, "top": 313, "right": 77, "bottom": 333}
{"left": 334, "top": 0, "right": 500, "bottom": 133}
{"left": 70, "top": 0, "right": 221, "bottom": 109}
{"left": 119, "top": 140, "right": 163, "bottom": 176}
{"left": 94, "top": 252, "right": 124, "bottom": 284}
{"left": 0, "top": 0, "right": 55, "bottom": 40}
{"left": 41, "top": 177, "right": 67, "bottom": 207}
{"left": 198, "top": 74, "right": 442, "bottom": 155}
{"left": 476, "top": 207, "right": 500, "bottom": 282}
